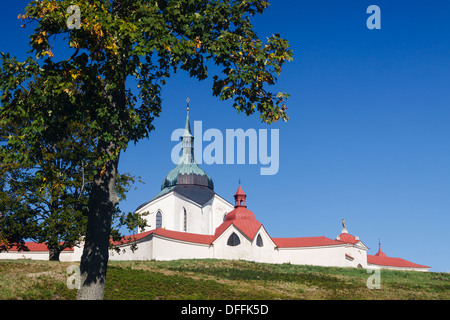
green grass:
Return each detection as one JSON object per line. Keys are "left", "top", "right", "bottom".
{"left": 0, "top": 259, "right": 448, "bottom": 300}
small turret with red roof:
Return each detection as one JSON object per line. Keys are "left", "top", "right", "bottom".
{"left": 214, "top": 184, "right": 262, "bottom": 241}
{"left": 375, "top": 239, "right": 387, "bottom": 257}
{"left": 335, "top": 218, "right": 360, "bottom": 244}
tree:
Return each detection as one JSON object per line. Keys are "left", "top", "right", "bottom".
{"left": 0, "top": 59, "right": 88, "bottom": 259}
{"left": 0, "top": 53, "right": 145, "bottom": 261}
{"left": 3, "top": 0, "right": 292, "bottom": 299}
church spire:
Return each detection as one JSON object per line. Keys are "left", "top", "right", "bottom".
{"left": 184, "top": 98, "right": 192, "bottom": 137}
{"left": 160, "top": 100, "right": 214, "bottom": 190}
{"left": 181, "top": 100, "right": 194, "bottom": 164}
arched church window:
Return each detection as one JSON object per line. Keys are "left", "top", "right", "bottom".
{"left": 227, "top": 232, "right": 240, "bottom": 246}
{"left": 183, "top": 208, "right": 187, "bottom": 232}
{"left": 256, "top": 234, "right": 263, "bottom": 247}
{"left": 156, "top": 211, "right": 162, "bottom": 228}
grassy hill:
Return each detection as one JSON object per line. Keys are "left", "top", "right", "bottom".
{"left": 0, "top": 259, "right": 448, "bottom": 300}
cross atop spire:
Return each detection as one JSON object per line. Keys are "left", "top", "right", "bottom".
{"left": 186, "top": 97, "right": 190, "bottom": 111}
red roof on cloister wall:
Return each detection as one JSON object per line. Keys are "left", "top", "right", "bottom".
{"left": 366, "top": 244, "right": 430, "bottom": 269}
{"left": 111, "top": 228, "right": 214, "bottom": 246}
{"left": 272, "top": 236, "right": 344, "bottom": 248}
{"left": 7, "top": 242, "right": 74, "bottom": 252}
{"left": 367, "top": 254, "right": 430, "bottom": 269}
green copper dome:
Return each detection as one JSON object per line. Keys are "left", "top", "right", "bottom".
{"left": 160, "top": 107, "right": 214, "bottom": 191}
{"left": 161, "top": 162, "right": 214, "bottom": 190}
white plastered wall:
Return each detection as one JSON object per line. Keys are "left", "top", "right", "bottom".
{"left": 172, "top": 193, "right": 205, "bottom": 234}
{"left": 274, "top": 245, "right": 348, "bottom": 267}
{"left": 212, "top": 225, "right": 276, "bottom": 263}
{"left": 135, "top": 191, "right": 234, "bottom": 236}
{"left": 343, "top": 242, "right": 368, "bottom": 268}
{"left": 151, "top": 236, "right": 213, "bottom": 260}
{"left": 109, "top": 237, "right": 153, "bottom": 261}
{"left": 210, "top": 195, "right": 235, "bottom": 232}
{"left": 0, "top": 251, "right": 51, "bottom": 261}
{"left": 136, "top": 192, "right": 177, "bottom": 232}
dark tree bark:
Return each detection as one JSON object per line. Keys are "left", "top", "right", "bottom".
{"left": 76, "top": 141, "right": 120, "bottom": 300}
{"left": 77, "top": 19, "right": 127, "bottom": 297}
{"left": 48, "top": 247, "right": 61, "bottom": 261}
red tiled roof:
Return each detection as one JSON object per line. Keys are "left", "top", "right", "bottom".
{"left": 7, "top": 242, "right": 74, "bottom": 252}
{"left": 110, "top": 230, "right": 154, "bottom": 246}
{"left": 213, "top": 201, "right": 263, "bottom": 241}
{"left": 153, "top": 228, "right": 214, "bottom": 244}
{"left": 235, "top": 185, "right": 246, "bottom": 196}
{"left": 112, "top": 228, "right": 214, "bottom": 246}
{"left": 214, "top": 219, "right": 263, "bottom": 242}
{"left": 224, "top": 206, "right": 255, "bottom": 221}
{"left": 124, "top": 228, "right": 346, "bottom": 250}
{"left": 272, "top": 236, "right": 344, "bottom": 248}
{"left": 336, "top": 233, "right": 359, "bottom": 244}
{"left": 367, "top": 254, "right": 430, "bottom": 269}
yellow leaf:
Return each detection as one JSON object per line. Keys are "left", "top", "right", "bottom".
{"left": 195, "top": 38, "right": 202, "bottom": 49}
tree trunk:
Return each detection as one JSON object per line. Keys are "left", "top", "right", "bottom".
{"left": 48, "top": 247, "right": 61, "bottom": 261}
{"left": 76, "top": 140, "right": 120, "bottom": 300}
{"left": 76, "top": 1, "right": 126, "bottom": 299}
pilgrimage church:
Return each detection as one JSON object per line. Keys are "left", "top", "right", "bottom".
{"left": 0, "top": 107, "right": 431, "bottom": 272}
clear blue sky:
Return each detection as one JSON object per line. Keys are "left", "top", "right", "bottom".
{"left": 1, "top": 1, "right": 449, "bottom": 272}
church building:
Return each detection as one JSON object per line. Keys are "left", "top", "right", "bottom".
{"left": 132, "top": 106, "right": 234, "bottom": 236}
{"left": 0, "top": 107, "right": 431, "bottom": 272}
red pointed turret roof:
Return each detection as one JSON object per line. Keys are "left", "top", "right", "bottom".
{"left": 235, "top": 185, "right": 246, "bottom": 196}
{"left": 213, "top": 185, "right": 262, "bottom": 241}
{"left": 375, "top": 239, "right": 387, "bottom": 257}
